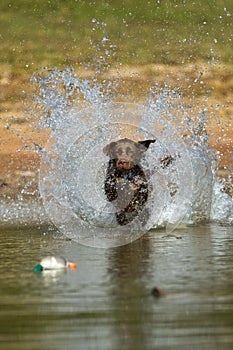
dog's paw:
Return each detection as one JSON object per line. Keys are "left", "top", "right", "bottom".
{"left": 116, "top": 211, "right": 128, "bottom": 225}
{"left": 116, "top": 210, "right": 139, "bottom": 226}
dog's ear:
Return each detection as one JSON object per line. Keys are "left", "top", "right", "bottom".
{"left": 138, "top": 139, "right": 156, "bottom": 150}
{"left": 103, "top": 142, "right": 117, "bottom": 157}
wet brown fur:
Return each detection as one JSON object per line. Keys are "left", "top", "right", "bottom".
{"left": 103, "top": 138, "right": 155, "bottom": 225}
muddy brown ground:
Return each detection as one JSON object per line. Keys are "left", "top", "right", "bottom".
{"left": 1, "top": 63, "right": 232, "bottom": 199}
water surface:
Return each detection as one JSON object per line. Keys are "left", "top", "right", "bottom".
{"left": 1, "top": 224, "right": 233, "bottom": 350}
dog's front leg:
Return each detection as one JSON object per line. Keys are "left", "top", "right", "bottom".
{"left": 116, "top": 210, "right": 128, "bottom": 226}
{"left": 115, "top": 180, "right": 148, "bottom": 226}
{"left": 104, "top": 169, "right": 118, "bottom": 202}
{"left": 124, "top": 179, "right": 148, "bottom": 213}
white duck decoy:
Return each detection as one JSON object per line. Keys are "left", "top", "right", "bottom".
{"left": 33, "top": 256, "right": 77, "bottom": 272}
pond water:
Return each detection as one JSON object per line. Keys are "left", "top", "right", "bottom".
{"left": 1, "top": 4, "right": 232, "bottom": 349}
{"left": 1, "top": 223, "right": 233, "bottom": 350}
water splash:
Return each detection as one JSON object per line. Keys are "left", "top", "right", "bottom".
{"left": 1, "top": 59, "right": 232, "bottom": 245}
{"left": 27, "top": 65, "right": 233, "bottom": 247}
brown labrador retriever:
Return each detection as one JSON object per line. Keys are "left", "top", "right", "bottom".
{"left": 103, "top": 138, "right": 156, "bottom": 225}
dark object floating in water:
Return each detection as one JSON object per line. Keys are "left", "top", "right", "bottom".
{"left": 33, "top": 256, "right": 77, "bottom": 272}
{"left": 151, "top": 287, "right": 167, "bottom": 298}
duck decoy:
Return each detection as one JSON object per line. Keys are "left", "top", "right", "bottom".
{"left": 33, "top": 256, "right": 77, "bottom": 272}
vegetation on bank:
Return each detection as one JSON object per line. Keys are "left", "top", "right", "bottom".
{"left": 0, "top": 0, "right": 232, "bottom": 75}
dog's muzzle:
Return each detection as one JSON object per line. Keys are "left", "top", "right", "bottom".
{"left": 117, "top": 160, "right": 131, "bottom": 170}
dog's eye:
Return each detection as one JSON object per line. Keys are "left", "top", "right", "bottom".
{"left": 126, "top": 147, "right": 133, "bottom": 155}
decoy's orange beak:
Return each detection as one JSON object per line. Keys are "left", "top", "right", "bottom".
{"left": 67, "top": 262, "right": 77, "bottom": 269}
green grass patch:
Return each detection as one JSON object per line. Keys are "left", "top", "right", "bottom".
{"left": 0, "top": 0, "right": 232, "bottom": 74}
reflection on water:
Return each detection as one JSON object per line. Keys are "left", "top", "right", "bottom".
{"left": 0, "top": 224, "right": 233, "bottom": 350}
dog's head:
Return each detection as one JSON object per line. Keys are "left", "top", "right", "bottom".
{"left": 103, "top": 138, "right": 155, "bottom": 170}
